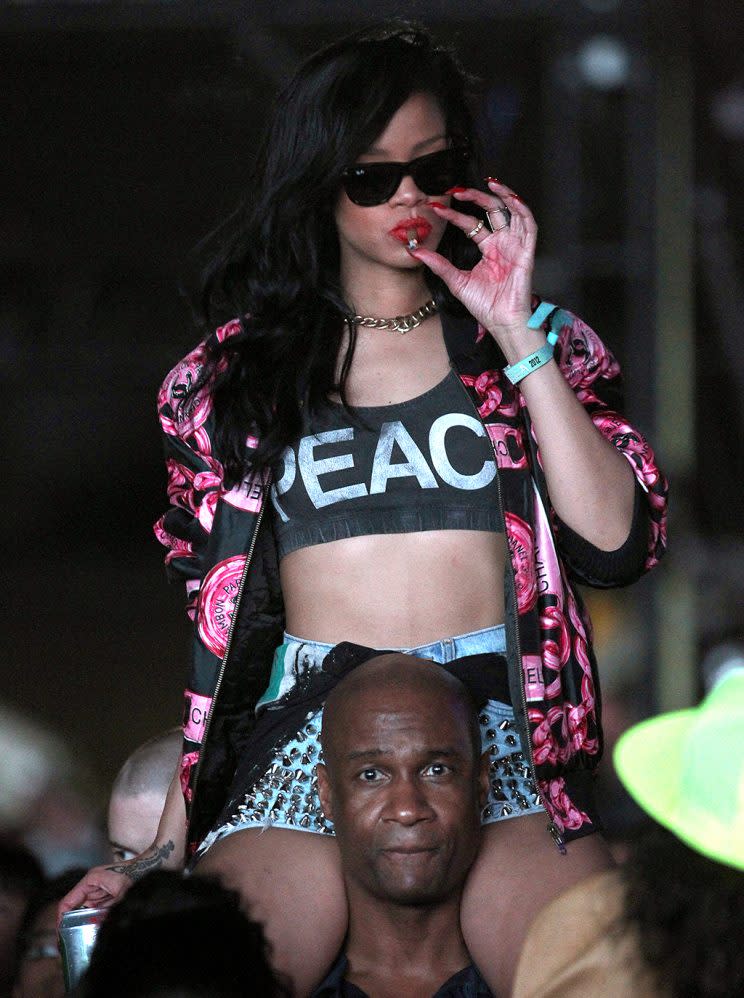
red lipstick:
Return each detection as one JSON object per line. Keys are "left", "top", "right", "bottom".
{"left": 389, "top": 217, "right": 432, "bottom": 250}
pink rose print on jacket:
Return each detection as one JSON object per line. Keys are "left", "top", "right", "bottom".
{"left": 159, "top": 325, "right": 240, "bottom": 439}
{"left": 197, "top": 490, "right": 220, "bottom": 534}
{"left": 566, "top": 699, "right": 598, "bottom": 755}
{"left": 165, "top": 459, "right": 197, "bottom": 512}
{"left": 504, "top": 512, "right": 538, "bottom": 614}
{"left": 556, "top": 316, "right": 621, "bottom": 389}
{"left": 193, "top": 467, "right": 223, "bottom": 493}
{"left": 179, "top": 750, "right": 200, "bottom": 803}
{"left": 197, "top": 555, "right": 247, "bottom": 658}
{"left": 153, "top": 519, "right": 195, "bottom": 566}
{"left": 591, "top": 411, "right": 661, "bottom": 487}
{"left": 527, "top": 706, "right": 568, "bottom": 766}
{"left": 162, "top": 460, "right": 224, "bottom": 539}
{"left": 566, "top": 585, "right": 592, "bottom": 654}
{"left": 540, "top": 604, "right": 571, "bottom": 700}
{"left": 460, "top": 371, "right": 520, "bottom": 419}
{"left": 647, "top": 516, "right": 667, "bottom": 565}
{"left": 539, "top": 776, "right": 590, "bottom": 833}
{"left": 158, "top": 344, "right": 214, "bottom": 438}
{"left": 529, "top": 691, "right": 599, "bottom": 765}
{"left": 562, "top": 589, "right": 600, "bottom": 758}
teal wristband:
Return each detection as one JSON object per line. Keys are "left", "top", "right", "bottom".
{"left": 503, "top": 341, "right": 554, "bottom": 385}
{"left": 528, "top": 301, "right": 561, "bottom": 345}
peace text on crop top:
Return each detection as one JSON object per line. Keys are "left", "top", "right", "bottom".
{"left": 272, "top": 369, "right": 503, "bottom": 559}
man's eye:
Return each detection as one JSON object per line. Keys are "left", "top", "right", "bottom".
{"left": 359, "top": 768, "right": 381, "bottom": 782}
{"left": 424, "top": 763, "right": 449, "bottom": 776}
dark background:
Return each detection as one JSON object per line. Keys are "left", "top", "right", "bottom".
{"left": 3, "top": 0, "right": 743, "bottom": 812}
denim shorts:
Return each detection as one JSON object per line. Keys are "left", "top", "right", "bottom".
{"left": 196, "top": 624, "right": 545, "bottom": 857}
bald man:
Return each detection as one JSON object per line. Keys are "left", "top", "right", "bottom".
{"left": 107, "top": 729, "right": 181, "bottom": 863}
{"left": 315, "top": 654, "right": 493, "bottom": 998}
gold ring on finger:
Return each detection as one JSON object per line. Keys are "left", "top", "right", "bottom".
{"left": 467, "top": 219, "right": 485, "bottom": 239}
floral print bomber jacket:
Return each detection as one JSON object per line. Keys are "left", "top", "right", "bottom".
{"left": 154, "top": 303, "right": 668, "bottom": 856}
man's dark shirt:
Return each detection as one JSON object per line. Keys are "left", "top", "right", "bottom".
{"left": 311, "top": 954, "right": 493, "bottom": 997}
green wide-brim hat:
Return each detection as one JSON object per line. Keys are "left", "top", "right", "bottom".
{"left": 613, "top": 670, "right": 744, "bottom": 871}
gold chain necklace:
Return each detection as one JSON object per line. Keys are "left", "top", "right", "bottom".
{"left": 348, "top": 298, "right": 438, "bottom": 335}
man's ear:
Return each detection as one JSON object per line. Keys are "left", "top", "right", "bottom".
{"left": 316, "top": 763, "right": 335, "bottom": 823}
{"left": 477, "top": 750, "right": 490, "bottom": 810}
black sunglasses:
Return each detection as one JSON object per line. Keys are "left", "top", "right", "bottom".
{"left": 340, "top": 147, "right": 470, "bottom": 207}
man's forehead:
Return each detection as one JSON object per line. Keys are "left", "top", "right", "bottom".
{"left": 322, "top": 655, "right": 476, "bottom": 757}
{"left": 344, "top": 740, "right": 467, "bottom": 765}
{"left": 335, "top": 691, "right": 470, "bottom": 754}
{"left": 343, "top": 678, "right": 454, "bottom": 715}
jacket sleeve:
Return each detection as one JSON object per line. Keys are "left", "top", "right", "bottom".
{"left": 541, "top": 307, "right": 668, "bottom": 587}
{"left": 152, "top": 337, "right": 227, "bottom": 619}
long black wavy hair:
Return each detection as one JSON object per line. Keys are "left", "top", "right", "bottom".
{"left": 188, "top": 21, "right": 482, "bottom": 485}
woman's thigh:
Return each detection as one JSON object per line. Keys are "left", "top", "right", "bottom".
{"left": 461, "top": 813, "right": 614, "bottom": 997}
{"left": 194, "top": 827, "right": 347, "bottom": 997}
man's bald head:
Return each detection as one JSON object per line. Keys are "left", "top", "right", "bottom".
{"left": 108, "top": 728, "right": 181, "bottom": 861}
{"left": 317, "top": 654, "right": 488, "bottom": 909}
{"left": 111, "top": 727, "right": 181, "bottom": 801}
{"left": 321, "top": 654, "right": 482, "bottom": 768}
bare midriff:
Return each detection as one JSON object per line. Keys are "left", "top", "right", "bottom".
{"left": 280, "top": 529, "right": 507, "bottom": 647}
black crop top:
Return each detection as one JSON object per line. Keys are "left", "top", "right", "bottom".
{"left": 272, "top": 370, "right": 503, "bottom": 560}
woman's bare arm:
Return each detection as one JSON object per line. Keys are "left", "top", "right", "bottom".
{"left": 416, "top": 183, "right": 637, "bottom": 552}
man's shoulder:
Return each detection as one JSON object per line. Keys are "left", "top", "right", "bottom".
{"left": 311, "top": 955, "right": 493, "bottom": 998}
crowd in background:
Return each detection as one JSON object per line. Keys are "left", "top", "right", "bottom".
{"left": 2, "top": 658, "right": 743, "bottom": 997}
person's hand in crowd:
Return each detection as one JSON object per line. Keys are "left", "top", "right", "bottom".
{"left": 57, "top": 840, "right": 177, "bottom": 924}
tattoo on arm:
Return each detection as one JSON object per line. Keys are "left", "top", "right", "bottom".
{"left": 105, "top": 840, "right": 175, "bottom": 881}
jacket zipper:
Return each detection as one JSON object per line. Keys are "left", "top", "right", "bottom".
{"left": 189, "top": 478, "right": 270, "bottom": 826}
{"left": 454, "top": 369, "right": 566, "bottom": 853}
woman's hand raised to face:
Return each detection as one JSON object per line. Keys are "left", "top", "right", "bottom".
{"left": 410, "top": 179, "right": 537, "bottom": 349}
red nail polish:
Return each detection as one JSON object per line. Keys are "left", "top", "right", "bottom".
{"left": 444, "top": 186, "right": 466, "bottom": 194}
{"left": 485, "top": 176, "right": 501, "bottom": 184}
{"left": 429, "top": 201, "right": 447, "bottom": 210}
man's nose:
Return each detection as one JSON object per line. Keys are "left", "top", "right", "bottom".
{"left": 381, "top": 777, "right": 434, "bottom": 825}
